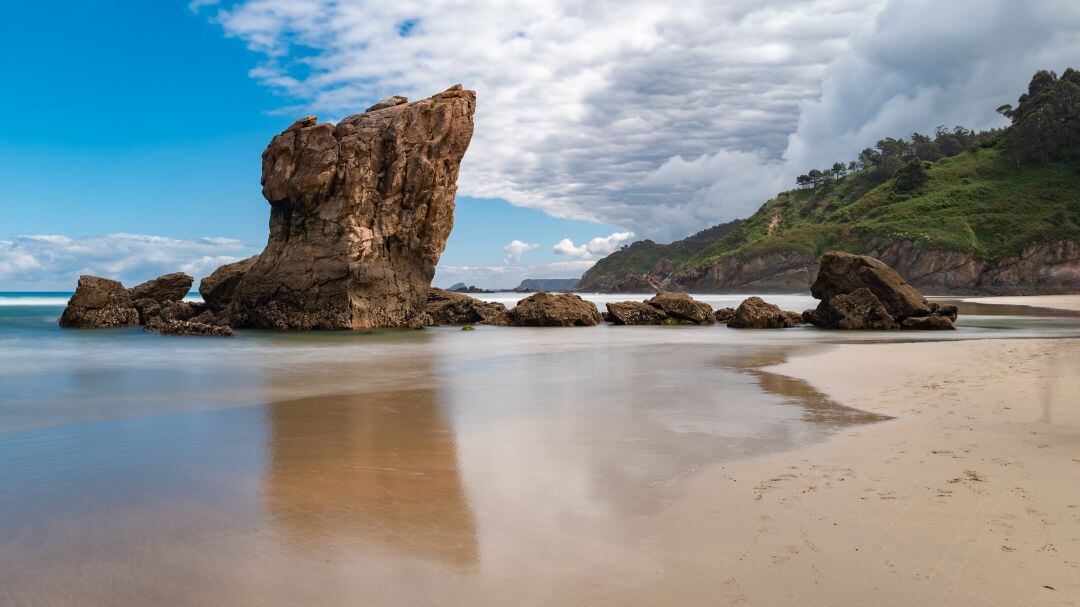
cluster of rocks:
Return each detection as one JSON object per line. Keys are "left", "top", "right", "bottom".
{"left": 803, "top": 252, "right": 957, "bottom": 330}
{"left": 416, "top": 252, "right": 957, "bottom": 332}
{"left": 420, "top": 290, "right": 601, "bottom": 327}
{"left": 605, "top": 292, "right": 715, "bottom": 325}
{"left": 59, "top": 273, "right": 235, "bottom": 336}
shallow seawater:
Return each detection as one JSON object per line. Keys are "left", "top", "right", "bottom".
{"left": 1, "top": 292, "right": 1078, "bottom": 605}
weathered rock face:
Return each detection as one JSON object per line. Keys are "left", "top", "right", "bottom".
{"left": 810, "top": 287, "right": 895, "bottom": 330}
{"left": 673, "top": 251, "right": 817, "bottom": 294}
{"left": 497, "top": 292, "right": 602, "bottom": 327}
{"left": 727, "top": 296, "right": 799, "bottom": 329}
{"left": 199, "top": 255, "right": 258, "bottom": 313}
{"left": 578, "top": 272, "right": 662, "bottom": 294}
{"left": 424, "top": 288, "right": 507, "bottom": 325}
{"left": 128, "top": 272, "right": 193, "bottom": 304}
{"left": 646, "top": 292, "right": 715, "bottom": 324}
{"left": 132, "top": 298, "right": 162, "bottom": 325}
{"left": 657, "top": 239, "right": 1080, "bottom": 295}
{"left": 807, "top": 252, "right": 956, "bottom": 330}
{"left": 59, "top": 276, "right": 140, "bottom": 328}
{"left": 605, "top": 300, "right": 669, "bottom": 325}
{"left": 225, "top": 85, "right": 477, "bottom": 330}
{"left": 874, "top": 239, "right": 1080, "bottom": 295}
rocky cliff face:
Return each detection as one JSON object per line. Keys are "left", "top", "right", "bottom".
{"left": 661, "top": 239, "right": 1080, "bottom": 294}
{"left": 227, "top": 85, "right": 476, "bottom": 329}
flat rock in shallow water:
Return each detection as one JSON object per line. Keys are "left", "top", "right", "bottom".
{"left": 727, "top": 296, "right": 798, "bottom": 329}
{"left": 424, "top": 288, "right": 507, "bottom": 325}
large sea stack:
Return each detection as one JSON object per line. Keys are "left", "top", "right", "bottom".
{"left": 221, "top": 85, "right": 476, "bottom": 329}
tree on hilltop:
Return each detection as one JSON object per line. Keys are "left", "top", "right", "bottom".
{"left": 997, "top": 67, "right": 1080, "bottom": 164}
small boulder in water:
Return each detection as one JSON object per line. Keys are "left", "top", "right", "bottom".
{"left": 605, "top": 300, "right": 668, "bottom": 325}
{"left": 59, "top": 275, "right": 139, "bottom": 328}
{"left": 727, "top": 296, "right": 799, "bottom": 329}
{"left": 424, "top": 288, "right": 507, "bottom": 325}
{"left": 499, "top": 292, "right": 602, "bottom": 327}
{"left": 646, "top": 292, "right": 714, "bottom": 324}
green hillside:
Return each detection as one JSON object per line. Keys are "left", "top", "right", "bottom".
{"left": 575, "top": 220, "right": 740, "bottom": 289}
{"left": 689, "top": 145, "right": 1080, "bottom": 269}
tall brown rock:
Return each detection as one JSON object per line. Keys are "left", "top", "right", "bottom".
{"left": 227, "top": 85, "right": 477, "bottom": 329}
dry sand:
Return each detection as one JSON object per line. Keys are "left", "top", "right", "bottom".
{"left": 963, "top": 295, "right": 1080, "bottom": 312}
{"left": 587, "top": 337, "right": 1080, "bottom": 607}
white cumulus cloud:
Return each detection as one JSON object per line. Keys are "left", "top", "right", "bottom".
{"left": 0, "top": 234, "right": 255, "bottom": 291}
{"left": 553, "top": 231, "right": 635, "bottom": 259}
{"left": 503, "top": 239, "right": 539, "bottom": 264}
{"left": 196, "top": 0, "right": 885, "bottom": 240}
{"left": 195, "top": 0, "right": 1080, "bottom": 245}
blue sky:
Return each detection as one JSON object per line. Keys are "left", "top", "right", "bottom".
{"left": 0, "top": 1, "right": 624, "bottom": 290}
{"left": 2, "top": 0, "right": 1073, "bottom": 290}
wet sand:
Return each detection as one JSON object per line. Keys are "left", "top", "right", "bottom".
{"left": 597, "top": 337, "right": 1080, "bottom": 606}
{"left": 2, "top": 296, "right": 1079, "bottom": 605}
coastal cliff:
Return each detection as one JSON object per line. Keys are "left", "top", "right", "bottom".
{"left": 668, "top": 239, "right": 1080, "bottom": 295}
{"left": 576, "top": 147, "right": 1080, "bottom": 295}
{"left": 224, "top": 85, "right": 476, "bottom": 329}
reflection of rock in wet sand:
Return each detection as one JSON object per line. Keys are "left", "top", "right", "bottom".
{"left": 715, "top": 349, "right": 891, "bottom": 426}
{"left": 753, "top": 368, "right": 891, "bottom": 427}
{"left": 263, "top": 389, "right": 478, "bottom": 569}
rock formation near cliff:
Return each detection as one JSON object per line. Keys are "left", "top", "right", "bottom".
{"left": 222, "top": 85, "right": 476, "bottom": 329}
{"left": 805, "top": 252, "right": 957, "bottom": 330}
{"left": 199, "top": 255, "right": 259, "bottom": 315}
{"left": 662, "top": 239, "right": 1080, "bottom": 295}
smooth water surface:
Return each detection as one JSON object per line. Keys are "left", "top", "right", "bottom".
{"left": 1, "top": 292, "right": 1078, "bottom": 605}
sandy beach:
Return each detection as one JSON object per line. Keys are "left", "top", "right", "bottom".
{"left": 963, "top": 295, "right": 1080, "bottom": 312}
{"left": 592, "top": 335, "right": 1080, "bottom": 606}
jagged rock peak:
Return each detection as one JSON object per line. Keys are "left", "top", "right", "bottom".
{"left": 365, "top": 96, "right": 408, "bottom": 112}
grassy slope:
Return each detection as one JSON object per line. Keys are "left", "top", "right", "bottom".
{"left": 689, "top": 146, "right": 1080, "bottom": 269}
{"left": 575, "top": 220, "right": 740, "bottom": 286}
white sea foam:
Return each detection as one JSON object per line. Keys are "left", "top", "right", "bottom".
{"left": 0, "top": 296, "right": 70, "bottom": 306}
